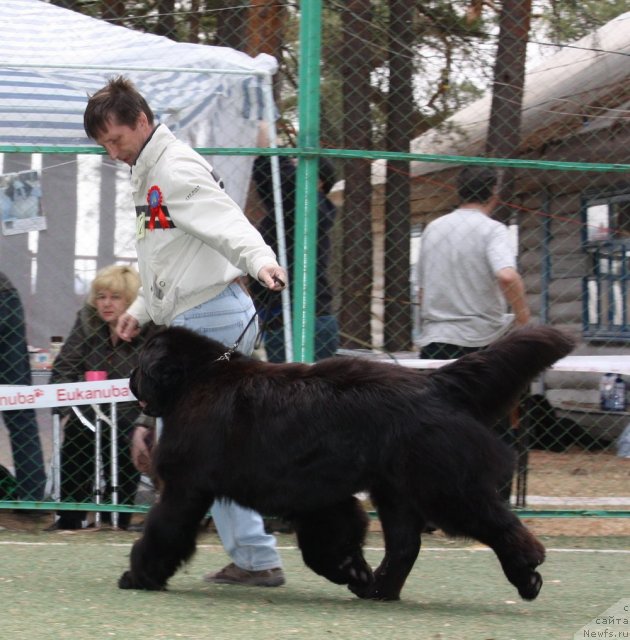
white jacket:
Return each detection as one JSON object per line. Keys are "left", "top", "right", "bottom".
{"left": 126, "top": 125, "right": 278, "bottom": 326}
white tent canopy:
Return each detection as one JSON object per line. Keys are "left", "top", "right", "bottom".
{"left": 0, "top": 0, "right": 278, "bottom": 351}
{"left": 0, "top": 0, "right": 277, "bottom": 149}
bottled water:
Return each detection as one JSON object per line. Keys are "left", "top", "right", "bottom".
{"left": 611, "top": 375, "right": 626, "bottom": 412}
{"left": 599, "top": 373, "right": 615, "bottom": 410}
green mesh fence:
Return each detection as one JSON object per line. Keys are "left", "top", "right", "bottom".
{"left": 0, "top": 1, "right": 629, "bottom": 522}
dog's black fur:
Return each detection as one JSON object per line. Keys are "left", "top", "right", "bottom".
{"left": 119, "top": 325, "right": 574, "bottom": 601}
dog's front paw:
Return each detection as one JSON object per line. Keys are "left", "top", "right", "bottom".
{"left": 347, "top": 581, "right": 370, "bottom": 599}
{"left": 348, "top": 581, "right": 400, "bottom": 601}
{"left": 118, "top": 570, "right": 136, "bottom": 589}
{"left": 340, "top": 555, "right": 372, "bottom": 584}
{"left": 118, "top": 570, "right": 165, "bottom": 591}
{"left": 343, "top": 555, "right": 374, "bottom": 599}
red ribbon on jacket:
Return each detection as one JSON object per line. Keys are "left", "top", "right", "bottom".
{"left": 147, "top": 185, "right": 169, "bottom": 230}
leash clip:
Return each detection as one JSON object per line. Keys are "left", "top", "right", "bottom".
{"left": 215, "top": 348, "right": 234, "bottom": 362}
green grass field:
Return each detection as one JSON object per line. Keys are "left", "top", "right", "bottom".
{"left": 0, "top": 528, "right": 627, "bottom": 639}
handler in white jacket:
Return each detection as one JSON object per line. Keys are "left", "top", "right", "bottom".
{"left": 84, "top": 76, "right": 287, "bottom": 588}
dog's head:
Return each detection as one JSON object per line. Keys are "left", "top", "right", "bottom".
{"left": 131, "top": 326, "right": 230, "bottom": 417}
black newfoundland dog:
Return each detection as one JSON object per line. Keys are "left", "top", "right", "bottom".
{"left": 120, "top": 325, "right": 574, "bottom": 601}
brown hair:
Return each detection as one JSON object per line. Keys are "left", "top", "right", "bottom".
{"left": 83, "top": 76, "right": 154, "bottom": 140}
{"left": 457, "top": 166, "right": 499, "bottom": 204}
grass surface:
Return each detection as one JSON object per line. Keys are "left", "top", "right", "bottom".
{"left": 0, "top": 528, "right": 627, "bottom": 639}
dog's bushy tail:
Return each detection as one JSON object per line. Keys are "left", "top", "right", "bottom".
{"left": 427, "top": 326, "right": 575, "bottom": 426}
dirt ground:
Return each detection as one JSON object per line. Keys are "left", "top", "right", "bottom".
{"left": 526, "top": 449, "right": 629, "bottom": 498}
{"left": 518, "top": 449, "right": 630, "bottom": 536}
{"left": 1, "top": 509, "right": 627, "bottom": 539}
{"left": 0, "top": 510, "right": 630, "bottom": 537}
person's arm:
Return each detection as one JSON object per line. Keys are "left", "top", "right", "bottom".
{"left": 497, "top": 267, "right": 530, "bottom": 326}
{"left": 415, "top": 238, "right": 424, "bottom": 309}
{"left": 117, "top": 284, "right": 154, "bottom": 342}
{"left": 167, "top": 157, "right": 284, "bottom": 284}
{"left": 257, "top": 265, "right": 287, "bottom": 291}
{"left": 130, "top": 413, "right": 155, "bottom": 474}
{"left": 116, "top": 312, "right": 141, "bottom": 343}
{"left": 124, "top": 286, "right": 150, "bottom": 326}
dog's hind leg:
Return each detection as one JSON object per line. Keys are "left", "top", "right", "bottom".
{"left": 293, "top": 497, "right": 374, "bottom": 594}
{"left": 359, "top": 492, "right": 424, "bottom": 601}
{"left": 119, "top": 482, "right": 213, "bottom": 590}
{"left": 436, "top": 496, "right": 545, "bottom": 601}
{"left": 493, "top": 520, "right": 545, "bottom": 601}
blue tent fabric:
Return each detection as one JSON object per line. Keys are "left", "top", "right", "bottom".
{"left": 0, "top": 0, "right": 277, "bottom": 148}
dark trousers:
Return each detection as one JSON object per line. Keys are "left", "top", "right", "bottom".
{"left": 263, "top": 315, "right": 339, "bottom": 363}
{"left": 421, "top": 341, "right": 515, "bottom": 502}
{"left": 0, "top": 288, "right": 46, "bottom": 500}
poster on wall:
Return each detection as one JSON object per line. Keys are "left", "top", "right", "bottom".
{"left": 0, "top": 170, "right": 47, "bottom": 235}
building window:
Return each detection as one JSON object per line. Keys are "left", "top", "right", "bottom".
{"left": 582, "top": 185, "right": 630, "bottom": 341}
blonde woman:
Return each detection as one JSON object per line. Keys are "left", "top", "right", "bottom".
{"left": 48, "top": 265, "right": 157, "bottom": 530}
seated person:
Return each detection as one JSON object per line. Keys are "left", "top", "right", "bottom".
{"left": 48, "top": 265, "right": 157, "bottom": 530}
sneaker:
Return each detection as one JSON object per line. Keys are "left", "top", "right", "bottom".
{"left": 203, "top": 563, "right": 285, "bottom": 587}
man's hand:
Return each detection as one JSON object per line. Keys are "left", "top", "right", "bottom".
{"left": 257, "top": 264, "right": 288, "bottom": 291}
{"left": 131, "top": 426, "right": 153, "bottom": 474}
{"left": 116, "top": 312, "right": 141, "bottom": 342}
{"left": 497, "top": 267, "right": 531, "bottom": 327}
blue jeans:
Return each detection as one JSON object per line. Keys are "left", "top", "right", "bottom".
{"left": 172, "top": 283, "right": 281, "bottom": 571}
{"left": 0, "top": 288, "right": 46, "bottom": 501}
{"left": 263, "top": 315, "right": 339, "bottom": 363}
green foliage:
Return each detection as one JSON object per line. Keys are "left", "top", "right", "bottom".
{"left": 45, "top": 0, "right": 629, "bottom": 150}
{"left": 538, "top": 0, "right": 629, "bottom": 43}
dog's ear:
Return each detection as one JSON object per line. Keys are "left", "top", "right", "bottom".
{"left": 134, "top": 339, "right": 188, "bottom": 416}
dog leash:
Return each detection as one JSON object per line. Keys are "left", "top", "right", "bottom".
{"left": 215, "top": 276, "right": 285, "bottom": 362}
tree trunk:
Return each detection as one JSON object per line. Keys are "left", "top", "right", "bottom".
{"left": 187, "top": 0, "right": 201, "bottom": 43}
{"left": 246, "top": 0, "right": 285, "bottom": 58}
{"left": 246, "top": 0, "right": 286, "bottom": 101}
{"left": 339, "top": 0, "right": 374, "bottom": 349}
{"left": 100, "top": 0, "right": 126, "bottom": 25}
{"left": 383, "top": 0, "right": 414, "bottom": 351}
{"left": 485, "top": 0, "right": 532, "bottom": 223}
{"left": 215, "top": 0, "right": 248, "bottom": 50}
{"left": 154, "top": 0, "right": 176, "bottom": 38}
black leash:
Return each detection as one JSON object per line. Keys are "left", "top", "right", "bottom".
{"left": 215, "top": 276, "right": 285, "bottom": 362}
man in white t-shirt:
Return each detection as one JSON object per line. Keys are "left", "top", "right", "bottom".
{"left": 416, "top": 165, "right": 530, "bottom": 500}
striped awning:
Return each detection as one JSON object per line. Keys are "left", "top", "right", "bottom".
{"left": 0, "top": 0, "right": 277, "bottom": 149}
